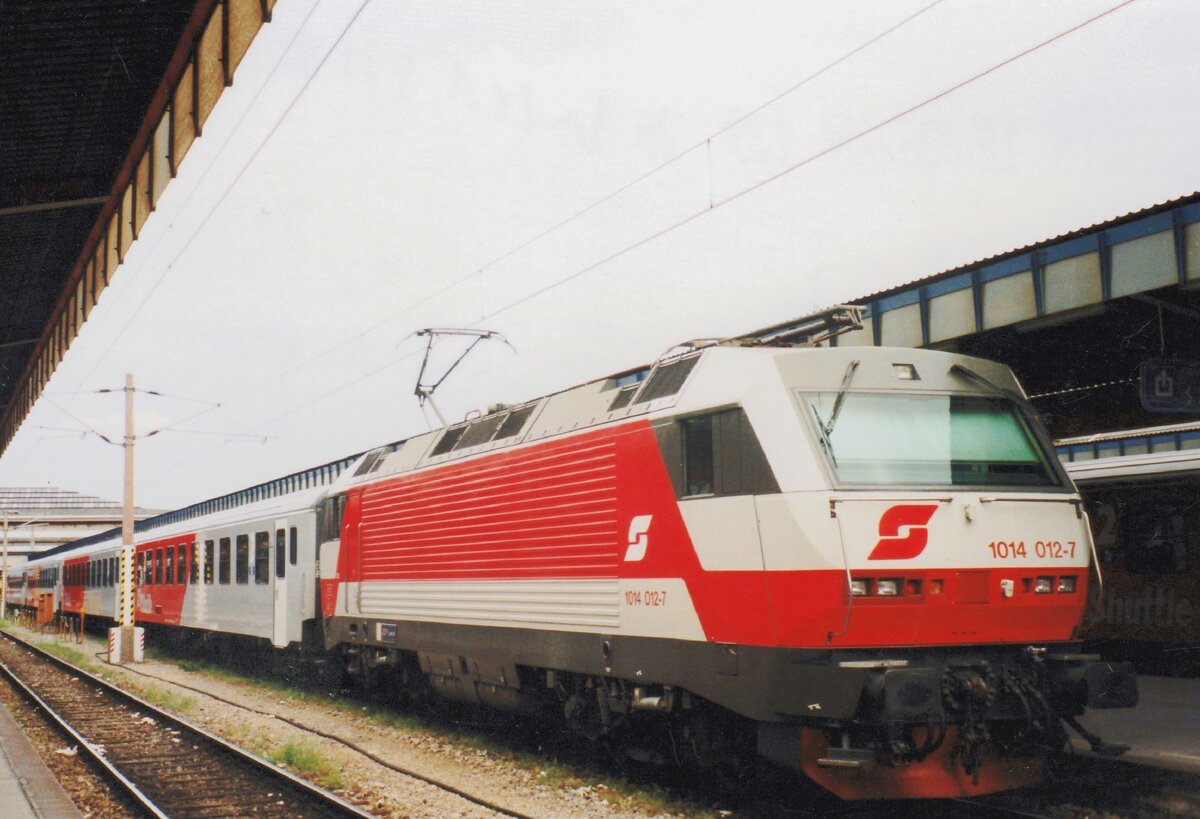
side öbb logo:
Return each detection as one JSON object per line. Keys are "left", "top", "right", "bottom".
{"left": 868, "top": 505, "right": 937, "bottom": 560}
{"left": 623, "top": 515, "right": 654, "bottom": 562}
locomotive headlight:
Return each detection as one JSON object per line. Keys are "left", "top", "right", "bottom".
{"left": 850, "top": 579, "right": 869, "bottom": 596}
{"left": 1057, "top": 576, "right": 1077, "bottom": 593}
{"left": 876, "top": 579, "right": 900, "bottom": 597}
{"left": 1035, "top": 576, "right": 1054, "bottom": 594}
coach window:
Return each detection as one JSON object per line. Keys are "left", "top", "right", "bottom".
{"left": 236, "top": 535, "right": 250, "bottom": 584}
{"left": 219, "top": 538, "right": 231, "bottom": 585}
{"left": 136, "top": 553, "right": 145, "bottom": 585}
{"left": 255, "top": 531, "right": 270, "bottom": 584}
{"left": 165, "top": 547, "right": 175, "bottom": 585}
{"left": 205, "top": 540, "right": 215, "bottom": 585}
{"left": 190, "top": 543, "right": 199, "bottom": 585}
{"left": 289, "top": 527, "right": 298, "bottom": 565}
{"left": 275, "top": 529, "right": 286, "bottom": 578}
{"left": 178, "top": 545, "right": 188, "bottom": 585}
{"left": 155, "top": 548, "right": 164, "bottom": 585}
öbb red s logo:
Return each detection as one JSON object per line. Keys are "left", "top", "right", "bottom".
{"left": 868, "top": 505, "right": 937, "bottom": 560}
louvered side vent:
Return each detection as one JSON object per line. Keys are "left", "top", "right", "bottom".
{"left": 608, "top": 385, "right": 638, "bottom": 411}
{"left": 635, "top": 355, "right": 700, "bottom": 403}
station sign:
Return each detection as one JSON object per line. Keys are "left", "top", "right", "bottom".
{"left": 1140, "top": 359, "right": 1200, "bottom": 414}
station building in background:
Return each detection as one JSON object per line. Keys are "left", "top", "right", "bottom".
{"left": 0, "top": 487, "right": 160, "bottom": 569}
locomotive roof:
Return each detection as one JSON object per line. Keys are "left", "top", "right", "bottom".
{"left": 32, "top": 340, "right": 1024, "bottom": 563}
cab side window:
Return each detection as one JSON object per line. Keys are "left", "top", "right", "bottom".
{"left": 657, "top": 407, "right": 779, "bottom": 499}
{"left": 320, "top": 495, "right": 347, "bottom": 542}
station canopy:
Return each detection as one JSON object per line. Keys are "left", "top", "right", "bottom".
{"left": 836, "top": 192, "right": 1200, "bottom": 440}
{"left": 0, "top": 0, "right": 276, "bottom": 457}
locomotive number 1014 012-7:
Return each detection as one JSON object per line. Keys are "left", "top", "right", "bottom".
{"left": 986, "top": 540, "right": 1077, "bottom": 560}
{"left": 624, "top": 589, "right": 668, "bottom": 607}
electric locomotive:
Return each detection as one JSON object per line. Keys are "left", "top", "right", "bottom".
{"left": 15, "top": 311, "right": 1137, "bottom": 800}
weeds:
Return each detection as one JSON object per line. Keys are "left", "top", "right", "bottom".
{"left": 140, "top": 684, "right": 196, "bottom": 714}
{"left": 267, "top": 737, "right": 346, "bottom": 790}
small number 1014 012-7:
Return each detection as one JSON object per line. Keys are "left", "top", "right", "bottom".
{"left": 624, "top": 590, "right": 668, "bottom": 606}
{"left": 987, "top": 540, "right": 1076, "bottom": 559}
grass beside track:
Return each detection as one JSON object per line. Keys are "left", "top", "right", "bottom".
{"left": 267, "top": 737, "right": 347, "bottom": 791}
{"left": 6, "top": 624, "right": 719, "bottom": 816}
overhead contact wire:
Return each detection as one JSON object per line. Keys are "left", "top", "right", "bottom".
{"left": 140, "top": 1, "right": 1135, "bottom": 483}
{"left": 71, "top": 0, "right": 333, "bottom": 392}
{"left": 123, "top": 0, "right": 950, "bottom": 441}
{"left": 480, "top": 0, "right": 1138, "bottom": 322}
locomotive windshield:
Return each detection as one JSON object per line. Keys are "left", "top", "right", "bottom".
{"left": 806, "top": 392, "right": 1064, "bottom": 488}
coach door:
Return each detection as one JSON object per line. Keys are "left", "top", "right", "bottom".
{"left": 272, "top": 519, "right": 289, "bottom": 647}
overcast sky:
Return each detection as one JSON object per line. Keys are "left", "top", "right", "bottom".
{"left": 2, "top": 0, "right": 1197, "bottom": 509}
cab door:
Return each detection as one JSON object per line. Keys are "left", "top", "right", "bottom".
{"left": 272, "top": 519, "right": 288, "bottom": 647}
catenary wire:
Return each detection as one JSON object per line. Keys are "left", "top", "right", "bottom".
{"left": 18, "top": 0, "right": 371, "bottom": 481}
{"left": 98, "top": 0, "right": 951, "bottom": 442}
{"left": 145, "top": 0, "right": 1139, "bottom": 486}
{"left": 478, "top": 0, "right": 1139, "bottom": 321}
{"left": 66, "top": 0, "right": 371, "bottom": 411}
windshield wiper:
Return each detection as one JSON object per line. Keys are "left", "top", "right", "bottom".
{"left": 811, "top": 359, "right": 860, "bottom": 465}
{"left": 948, "top": 364, "right": 1035, "bottom": 411}
{"left": 811, "top": 404, "right": 838, "bottom": 465}
{"left": 824, "top": 360, "right": 860, "bottom": 436}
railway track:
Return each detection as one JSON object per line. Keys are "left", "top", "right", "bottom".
{"left": 0, "top": 630, "right": 373, "bottom": 818}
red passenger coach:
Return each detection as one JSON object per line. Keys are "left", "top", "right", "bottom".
{"left": 21, "top": 313, "right": 1140, "bottom": 801}
{"left": 60, "top": 556, "right": 89, "bottom": 614}
{"left": 135, "top": 535, "right": 196, "bottom": 624}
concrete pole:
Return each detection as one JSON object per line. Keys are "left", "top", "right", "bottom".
{"left": 2, "top": 512, "right": 8, "bottom": 621}
{"left": 117, "top": 373, "right": 136, "bottom": 661}
{"left": 123, "top": 372, "right": 134, "bottom": 579}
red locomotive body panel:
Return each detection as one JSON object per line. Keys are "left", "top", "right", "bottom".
{"left": 340, "top": 418, "right": 1087, "bottom": 649}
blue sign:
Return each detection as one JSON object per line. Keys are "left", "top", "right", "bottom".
{"left": 1140, "top": 359, "right": 1200, "bottom": 414}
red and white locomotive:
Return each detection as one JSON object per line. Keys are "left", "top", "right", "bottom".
{"left": 10, "top": 315, "right": 1136, "bottom": 799}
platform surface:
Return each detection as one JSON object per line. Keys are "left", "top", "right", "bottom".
{"left": 0, "top": 700, "right": 82, "bottom": 818}
{"left": 1075, "top": 674, "right": 1200, "bottom": 773}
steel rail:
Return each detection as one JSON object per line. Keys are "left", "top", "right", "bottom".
{"left": 99, "top": 649, "right": 540, "bottom": 819}
{"left": 0, "top": 658, "right": 167, "bottom": 818}
{"left": 0, "top": 629, "right": 373, "bottom": 818}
